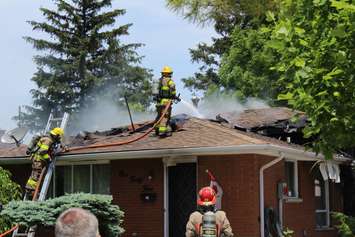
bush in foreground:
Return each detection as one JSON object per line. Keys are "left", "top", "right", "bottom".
{"left": 1, "top": 193, "right": 124, "bottom": 237}
{"left": 333, "top": 212, "right": 355, "bottom": 237}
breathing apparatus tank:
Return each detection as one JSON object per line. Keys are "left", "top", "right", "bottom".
{"left": 201, "top": 211, "right": 218, "bottom": 237}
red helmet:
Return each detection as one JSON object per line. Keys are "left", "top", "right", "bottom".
{"left": 197, "top": 186, "right": 216, "bottom": 206}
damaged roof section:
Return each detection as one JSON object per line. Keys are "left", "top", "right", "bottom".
{"left": 216, "top": 107, "right": 309, "bottom": 145}
{"left": 0, "top": 114, "right": 311, "bottom": 158}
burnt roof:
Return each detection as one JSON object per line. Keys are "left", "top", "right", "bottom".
{"left": 0, "top": 117, "right": 307, "bottom": 158}
{"left": 217, "top": 107, "right": 306, "bottom": 130}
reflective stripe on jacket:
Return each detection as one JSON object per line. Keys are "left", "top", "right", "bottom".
{"left": 159, "top": 76, "right": 176, "bottom": 99}
{"left": 32, "top": 136, "right": 54, "bottom": 161}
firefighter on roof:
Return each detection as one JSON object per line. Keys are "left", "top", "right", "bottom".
{"left": 186, "top": 187, "right": 234, "bottom": 237}
{"left": 25, "top": 127, "right": 64, "bottom": 198}
{"left": 155, "top": 66, "right": 180, "bottom": 137}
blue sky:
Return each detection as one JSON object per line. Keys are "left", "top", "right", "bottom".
{"left": 0, "top": 0, "right": 216, "bottom": 130}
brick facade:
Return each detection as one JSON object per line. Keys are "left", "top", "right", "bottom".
{"left": 110, "top": 159, "right": 164, "bottom": 237}
{"left": 2, "top": 154, "right": 343, "bottom": 237}
{"left": 198, "top": 155, "right": 342, "bottom": 237}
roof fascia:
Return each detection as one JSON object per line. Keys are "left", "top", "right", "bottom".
{"left": 0, "top": 144, "right": 345, "bottom": 165}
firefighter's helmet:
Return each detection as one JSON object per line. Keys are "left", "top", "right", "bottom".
{"left": 197, "top": 186, "right": 216, "bottom": 206}
{"left": 161, "top": 66, "right": 173, "bottom": 74}
{"left": 50, "top": 127, "right": 64, "bottom": 137}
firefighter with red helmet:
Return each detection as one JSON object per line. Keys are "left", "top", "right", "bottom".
{"left": 186, "top": 187, "right": 234, "bottom": 237}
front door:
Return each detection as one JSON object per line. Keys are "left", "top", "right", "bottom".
{"left": 168, "top": 163, "right": 197, "bottom": 237}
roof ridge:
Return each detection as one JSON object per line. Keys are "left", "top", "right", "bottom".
{"left": 190, "top": 118, "right": 263, "bottom": 144}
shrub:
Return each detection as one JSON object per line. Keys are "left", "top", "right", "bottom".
{"left": 0, "top": 166, "right": 21, "bottom": 232}
{"left": 332, "top": 212, "right": 355, "bottom": 237}
{"left": 1, "top": 193, "right": 124, "bottom": 237}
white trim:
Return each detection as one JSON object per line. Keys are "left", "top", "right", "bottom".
{"left": 162, "top": 156, "right": 197, "bottom": 166}
{"left": 1, "top": 144, "right": 348, "bottom": 165}
{"left": 315, "top": 180, "right": 330, "bottom": 229}
{"left": 56, "top": 160, "right": 110, "bottom": 166}
{"left": 285, "top": 160, "right": 299, "bottom": 198}
{"left": 325, "top": 180, "right": 330, "bottom": 227}
{"left": 285, "top": 198, "right": 303, "bottom": 203}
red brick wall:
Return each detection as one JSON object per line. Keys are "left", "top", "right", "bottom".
{"left": 281, "top": 161, "right": 342, "bottom": 237}
{"left": 111, "top": 158, "right": 164, "bottom": 237}
{"left": 198, "top": 154, "right": 271, "bottom": 237}
{"left": 2, "top": 155, "right": 344, "bottom": 237}
{"left": 198, "top": 155, "right": 343, "bottom": 237}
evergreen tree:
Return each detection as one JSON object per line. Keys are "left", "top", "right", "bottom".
{"left": 19, "top": 0, "right": 152, "bottom": 131}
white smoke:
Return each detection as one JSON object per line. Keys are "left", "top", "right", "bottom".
{"left": 68, "top": 92, "right": 269, "bottom": 134}
{"left": 69, "top": 97, "right": 155, "bottom": 134}
{"left": 174, "top": 93, "right": 269, "bottom": 119}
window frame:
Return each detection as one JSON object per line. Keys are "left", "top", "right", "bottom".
{"left": 315, "top": 179, "right": 330, "bottom": 229}
{"left": 284, "top": 160, "right": 299, "bottom": 198}
{"left": 50, "top": 160, "right": 110, "bottom": 197}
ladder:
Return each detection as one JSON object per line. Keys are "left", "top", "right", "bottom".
{"left": 44, "top": 111, "right": 70, "bottom": 134}
{"left": 12, "top": 112, "right": 69, "bottom": 237}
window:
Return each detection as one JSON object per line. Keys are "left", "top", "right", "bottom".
{"left": 47, "top": 163, "right": 111, "bottom": 198}
{"left": 314, "top": 171, "right": 330, "bottom": 228}
{"left": 285, "top": 160, "right": 299, "bottom": 198}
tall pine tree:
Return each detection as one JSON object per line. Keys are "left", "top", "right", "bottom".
{"left": 19, "top": 0, "right": 152, "bottom": 131}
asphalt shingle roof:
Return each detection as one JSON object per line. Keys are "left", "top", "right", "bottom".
{"left": 0, "top": 117, "right": 307, "bottom": 158}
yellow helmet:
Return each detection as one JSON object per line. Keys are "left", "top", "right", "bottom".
{"left": 161, "top": 66, "right": 173, "bottom": 74}
{"left": 50, "top": 127, "right": 64, "bottom": 137}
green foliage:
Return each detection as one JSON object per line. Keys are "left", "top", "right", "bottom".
{"left": 219, "top": 27, "right": 281, "bottom": 103}
{"left": 166, "top": 0, "right": 276, "bottom": 25}
{"left": 1, "top": 193, "right": 124, "bottom": 237}
{"left": 282, "top": 227, "right": 294, "bottom": 237}
{"left": 0, "top": 167, "right": 21, "bottom": 233}
{"left": 267, "top": 0, "right": 355, "bottom": 157}
{"left": 166, "top": 0, "right": 277, "bottom": 94}
{"left": 332, "top": 212, "right": 355, "bottom": 237}
{"left": 17, "top": 0, "right": 153, "bottom": 131}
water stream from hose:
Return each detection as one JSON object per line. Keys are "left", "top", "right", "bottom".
{"left": 180, "top": 99, "right": 205, "bottom": 118}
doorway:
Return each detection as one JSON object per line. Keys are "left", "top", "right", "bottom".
{"left": 168, "top": 163, "right": 197, "bottom": 237}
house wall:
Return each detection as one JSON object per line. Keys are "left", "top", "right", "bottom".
{"left": 198, "top": 154, "right": 273, "bottom": 237}
{"left": 198, "top": 155, "right": 343, "bottom": 237}
{"left": 1, "top": 154, "right": 344, "bottom": 237}
{"left": 281, "top": 161, "right": 342, "bottom": 237}
{"left": 110, "top": 158, "right": 164, "bottom": 237}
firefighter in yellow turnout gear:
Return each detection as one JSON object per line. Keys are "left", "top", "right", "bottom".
{"left": 155, "top": 66, "right": 180, "bottom": 137}
{"left": 25, "top": 127, "right": 64, "bottom": 197}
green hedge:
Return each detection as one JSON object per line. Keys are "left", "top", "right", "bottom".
{"left": 0, "top": 166, "right": 21, "bottom": 233}
{"left": 1, "top": 193, "right": 124, "bottom": 237}
{"left": 333, "top": 212, "right": 355, "bottom": 237}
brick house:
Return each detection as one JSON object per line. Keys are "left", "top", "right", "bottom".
{"left": 0, "top": 115, "right": 349, "bottom": 237}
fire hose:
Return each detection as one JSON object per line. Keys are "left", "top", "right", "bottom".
{"left": 0, "top": 225, "right": 18, "bottom": 237}
{"left": 68, "top": 101, "right": 172, "bottom": 152}
{"left": 0, "top": 102, "right": 172, "bottom": 237}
